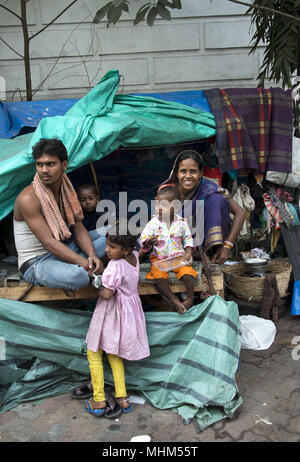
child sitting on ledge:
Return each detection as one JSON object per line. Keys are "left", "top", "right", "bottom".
{"left": 140, "top": 185, "right": 197, "bottom": 314}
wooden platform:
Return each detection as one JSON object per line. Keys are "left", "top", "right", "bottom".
{"left": 0, "top": 274, "right": 224, "bottom": 302}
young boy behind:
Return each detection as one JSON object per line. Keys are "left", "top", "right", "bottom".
{"left": 76, "top": 183, "right": 101, "bottom": 231}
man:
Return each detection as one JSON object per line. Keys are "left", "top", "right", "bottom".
{"left": 14, "top": 138, "right": 105, "bottom": 290}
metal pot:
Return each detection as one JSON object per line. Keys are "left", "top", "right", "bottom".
{"left": 243, "top": 258, "right": 270, "bottom": 277}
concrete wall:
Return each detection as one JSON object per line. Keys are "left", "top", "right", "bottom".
{"left": 0, "top": 0, "right": 263, "bottom": 101}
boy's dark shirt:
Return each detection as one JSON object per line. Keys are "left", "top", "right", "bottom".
{"left": 82, "top": 210, "right": 103, "bottom": 231}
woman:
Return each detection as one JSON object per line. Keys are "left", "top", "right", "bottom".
{"left": 162, "top": 150, "right": 246, "bottom": 265}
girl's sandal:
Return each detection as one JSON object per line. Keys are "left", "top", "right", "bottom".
{"left": 84, "top": 399, "right": 106, "bottom": 417}
{"left": 117, "top": 396, "right": 132, "bottom": 414}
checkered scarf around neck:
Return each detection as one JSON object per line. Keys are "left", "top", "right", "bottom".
{"left": 32, "top": 172, "right": 83, "bottom": 241}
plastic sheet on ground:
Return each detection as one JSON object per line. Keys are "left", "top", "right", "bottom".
{"left": 0, "top": 69, "right": 216, "bottom": 221}
{"left": 0, "top": 295, "right": 242, "bottom": 432}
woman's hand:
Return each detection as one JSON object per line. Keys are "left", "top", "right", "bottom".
{"left": 210, "top": 246, "right": 230, "bottom": 265}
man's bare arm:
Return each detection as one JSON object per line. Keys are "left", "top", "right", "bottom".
{"left": 16, "top": 190, "right": 89, "bottom": 268}
{"left": 71, "top": 221, "right": 104, "bottom": 274}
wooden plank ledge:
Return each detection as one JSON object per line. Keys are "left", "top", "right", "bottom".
{"left": 0, "top": 273, "right": 223, "bottom": 302}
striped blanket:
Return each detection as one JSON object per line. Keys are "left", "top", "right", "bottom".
{"left": 204, "top": 87, "right": 293, "bottom": 174}
{"left": 0, "top": 295, "right": 242, "bottom": 432}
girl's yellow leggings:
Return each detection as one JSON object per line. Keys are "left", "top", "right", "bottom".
{"left": 87, "top": 348, "right": 127, "bottom": 402}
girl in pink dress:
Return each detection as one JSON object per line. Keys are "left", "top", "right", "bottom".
{"left": 85, "top": 227, "right": 150, "bottom": 417}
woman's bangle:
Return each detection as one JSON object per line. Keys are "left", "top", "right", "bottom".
{"left": 223, "top": 240, "right": 234, "bottom": 249}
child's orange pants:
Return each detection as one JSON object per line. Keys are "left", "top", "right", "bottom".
{"left": 146, "top": 256, "right": 197, "bottom": 280}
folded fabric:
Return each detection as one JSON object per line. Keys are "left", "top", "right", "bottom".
{"left": 263, "top": 193, "right": 293, "bottom": 230}
{"left": 231, "top": 184, "right": 255, "bottom": 235}
{"left": 203, "top": 166, "right": 223, "bottom": 186}
{"left": 286, "top": 203, "right": 300, "bottom": 226}
{"left": 204, "top": 87, "right": 293, "bottom": 173}
{"left": 268, "top": 191, "right": 294, "bottom": 227}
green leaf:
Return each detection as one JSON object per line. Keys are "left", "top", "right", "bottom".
{"left": 171, "top": 0, "right": 182, "bottom": 9}
{"left": 93, "top": 3, "right": 111, "bottom": 23}
{"left": 157, "top": 4, "right": 171, "bottom": 20}
{"left": 121, "top": 1, "right": 129, "bottom": 12}
{"left": 112, "top": 5, "right": 123, "bottom": 24}
{"left": 112, "top": 0, "right": 123, "bottom": 6}
{"left": 147, "top": 6, "right": 158, "bottom": 27}
{"left": 159, "top": 0, "right": 176, "bottom": 7}
{"left": 134, "top": 3, "right": 152, "bottom": 25}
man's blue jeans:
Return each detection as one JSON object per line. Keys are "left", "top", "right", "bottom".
{"left": 22, "top": 230, "right": 106, "bottom": 291}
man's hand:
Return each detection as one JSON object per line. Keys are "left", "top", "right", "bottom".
{"left": 87, "top": 255, "right": 104, "bottom": 275}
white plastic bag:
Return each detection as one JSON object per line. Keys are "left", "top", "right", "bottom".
{"left": 266, "top": 136, "right": 300, "bottom": 188}
{"left": 239, "top": 315, "right": 276, "bottom": 350}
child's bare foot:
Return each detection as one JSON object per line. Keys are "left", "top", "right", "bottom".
{"left": 183, "top": 298, "right": 194, "bottom": 310}
{"left": 172, "top": 298, "right": 187, "bottom": 314}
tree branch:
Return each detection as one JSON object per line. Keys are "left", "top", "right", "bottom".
{"left": 0, "top": 35, "right": 23, "bottom": 58}
{"left": 0, "top": 3, "right": 22, "bottom": 21}
{"left": 227, "top": 0, "right": 300, "bottom": 22}
{"left": 29, "top": 0, "right": 78, "bottom": 41}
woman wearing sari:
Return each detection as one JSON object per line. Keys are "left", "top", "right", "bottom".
{"left": 161, "top": 150, "right": 246, "bottom": 265}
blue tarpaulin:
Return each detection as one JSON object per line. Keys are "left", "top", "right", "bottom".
{"left": 0, "top": 89, "right": 211, "bottom": 139}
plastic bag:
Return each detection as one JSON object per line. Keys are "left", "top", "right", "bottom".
{"left": 153, "top": 255, "right": 188, "bottom": 272}
{"left": 239, "top": 315, "right": 276, "bottom": 350}
{"left": 266, "top": 136, "right": 300, "bottom": 187}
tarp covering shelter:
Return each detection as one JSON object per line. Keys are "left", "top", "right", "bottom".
{"left": 0, "top": 89, "right": 211, "bottom": 139}
{"left": 0, "top": 295, "right": 242, "bottom": 432}
{"left": 0, "top": 69, "right": 216, "bottom": 221}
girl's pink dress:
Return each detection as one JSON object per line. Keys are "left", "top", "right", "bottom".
{"left": 85, "top": 251, "right": 150, "bottom": 361}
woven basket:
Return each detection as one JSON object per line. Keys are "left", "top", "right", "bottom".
{"left": 223, "top": 260, "right": 292, "bottom": 302}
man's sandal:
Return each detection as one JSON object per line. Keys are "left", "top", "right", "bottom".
{"left": 117, "top": 396, "right": 132, "bottom": 414}
{"left": 84, "top": 399, "right": 106, "bottom": 417}
{"left": 70, "top": 381, "right": 93, "bottom": 400}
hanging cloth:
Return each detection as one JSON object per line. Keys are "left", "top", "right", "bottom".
{"left": 263, "top": 193, "right": 293, "bottom": 230}
{"left": 231, "top": 184, "right": 255, "bottom": 235}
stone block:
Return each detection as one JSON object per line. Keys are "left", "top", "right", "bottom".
{"left": 98, "top": 24, "right": 200, "bottom": 55}
{"left": 45, "top": 58, "right": 148, "bottom": 89}
{"left": 0, "top": 62, "right": 42, "bottom": 92}
{"left": 40, "top": 0, "right": 102, "bottom": 24}
{"left": 205, "top": 20, "right": 253, "bottom": 49}
{"left": 0, "top": 28, "right": 96, "bottom": 60}
{"left": 171, "top": 0, "right": 248, "bottom": 18}
{"left": 0, "top": 0, "right": 36, "bottom": 26}
{"left": 154, "top": 52, "right": 257, "bottom": 84}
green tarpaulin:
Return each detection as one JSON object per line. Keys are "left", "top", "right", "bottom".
{"left": 0, "top": 69, "right": 216, "bottom": 221}
{"left": 0, "top": 295, "right": 242, "bottom": 431}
